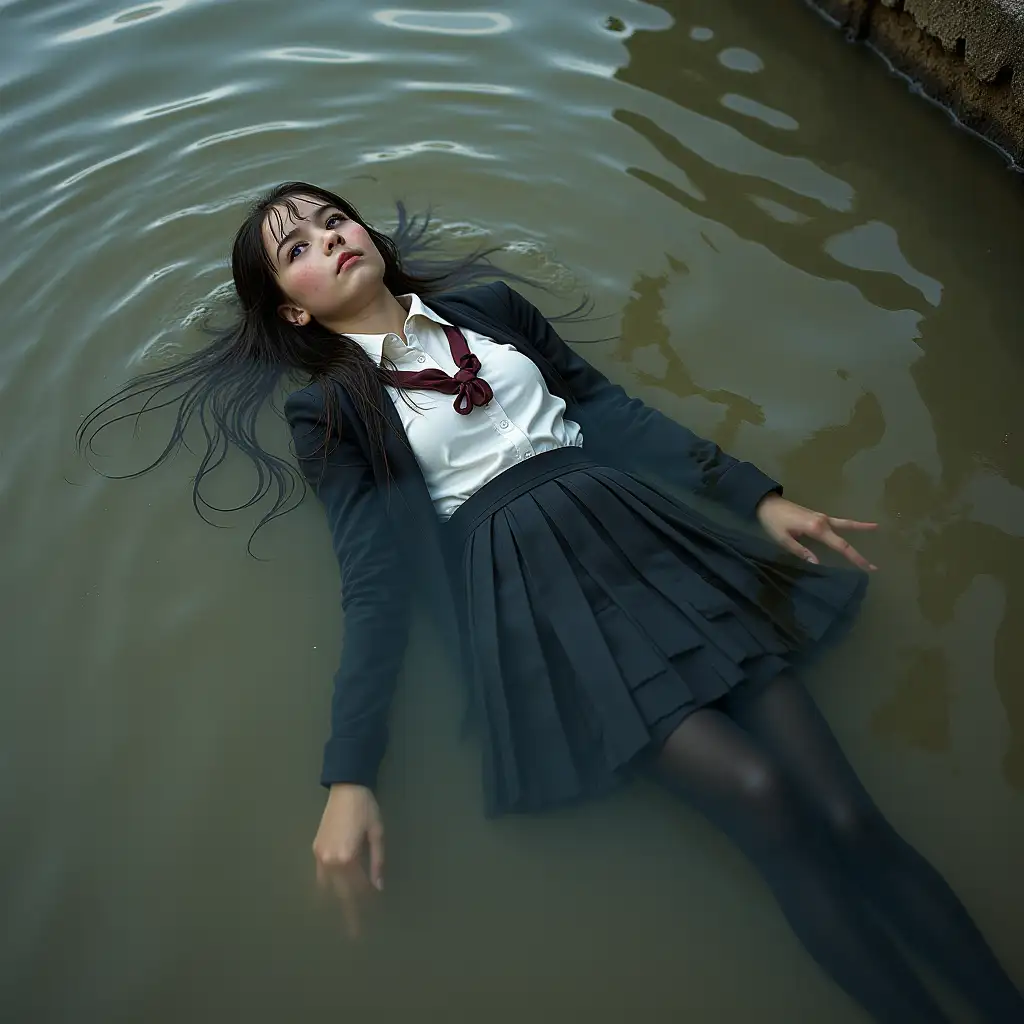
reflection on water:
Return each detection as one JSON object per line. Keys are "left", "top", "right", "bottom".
{"left": 371, "top": 10, "right": 515, "bottom": 36}
{"left": 618, "top": 267, "right": 767, "bottom": 453}
{"left": 2, "top": 0, "right": 1023, "bottom": 1020}
{"left": 52, "top": 0, "right": 200, "bottom": 44}
{"left": 883, "top": 461, "right": 1024, "bottom": 787}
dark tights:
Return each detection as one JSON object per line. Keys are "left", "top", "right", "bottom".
{"left": 653, "top": 676, "right": 1024, "bottom": 1024}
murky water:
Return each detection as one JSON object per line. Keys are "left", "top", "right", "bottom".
{"left": 3, "top": 0, "right": 1023, "bottom": 1020}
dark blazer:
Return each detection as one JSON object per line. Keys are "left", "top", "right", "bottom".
{"left": 283, "top": 281, "right": 781, "bottom": 789}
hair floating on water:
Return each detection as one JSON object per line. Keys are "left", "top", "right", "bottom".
{"left": 77, "top": 182, "right": 521, "bottom": 555}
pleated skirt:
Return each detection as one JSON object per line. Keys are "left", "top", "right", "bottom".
{"left": 443, "top": 446, "right": 867, "bottom": 817}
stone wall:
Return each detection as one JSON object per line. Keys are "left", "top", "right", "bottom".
{"left": 805, "top": 0, "right": 1024, "bottom": 166}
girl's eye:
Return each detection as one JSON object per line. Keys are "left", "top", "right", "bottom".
{"left": 287, "top": 214, "right": 346, "bottom": 261}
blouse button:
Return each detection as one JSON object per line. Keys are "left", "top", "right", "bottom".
{"left": 499, "top": 419, "right": 509, "bottom": 429}
{"left": 417, "top": 354, "right": 426, "bottom": 363}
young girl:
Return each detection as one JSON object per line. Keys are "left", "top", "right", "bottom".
{"left": 81, "top": 181, "right": 1023, "bottom": 1023}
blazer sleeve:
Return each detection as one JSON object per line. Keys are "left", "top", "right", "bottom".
{"left": 496, "top": 282, "right": 782, "bottom": 520}
{"left": 284, "top": 385, "right": 411, "bottom": 790}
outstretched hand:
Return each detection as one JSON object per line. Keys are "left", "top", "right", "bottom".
{"left": 755, "top": 493, "right": 878, "bottom": 571}
{"left": 313, "top": 783, "right": 385, "bottom": 938}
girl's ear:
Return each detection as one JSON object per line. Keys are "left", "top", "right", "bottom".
{"left": 278, "top": 303, "right": 311, "bottom": 327}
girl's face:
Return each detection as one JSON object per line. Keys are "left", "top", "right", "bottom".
{"left": 260, "top": 194, "right": 386, "bottom": 329}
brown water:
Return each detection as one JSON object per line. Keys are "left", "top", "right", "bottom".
{"left": 3, "top": 1, "right": 1023, "bottom": 1021}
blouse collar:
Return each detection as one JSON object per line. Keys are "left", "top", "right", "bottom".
{"left": 344, "top": 293, "right": 452, "bottom": 365}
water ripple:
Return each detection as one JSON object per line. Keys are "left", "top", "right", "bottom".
{"left": 616, "top": 105, "right": 855, "bottom": 212}
{"left": 262, "top": 46, "right": 377, "bottom": 65}
{"left": 52, "top": 0, "right": 200, "bottom": 44}
{"left": 717, "top": 47, "right": 765, "bottom": 74}
{"left": 19, "top": 152, "right": 83, "bottom": 187}
{"left": 108, "top": 261, "right": 191, "bottom": 316}
{"left": 55, "top": 143, "right": 149, "bottom": 190}
{"left": 749, "top": 195, "right": 810, "bottom": 224}
{"left": 360, "top": 139, "right": 496, "bottom": 163}
{"left": 721, "top": 93, "right": 799, "bottom": 131}
{"left": 826, "top": 222, "right": 944, "bottom": 307}
{"left": 143, "top": 196, "right": 246, "bottom": 233}
{"left": 402, "top": 80, "right": 520, "bottom": 96}
{"left": 372, "top": 9, "right": 513, "bottom": 36}
{"left": 113, "top": 84, "right": 239, "bottom": 126}
{"left": 550, "top": 54, "right": 618, "bottom": 79}
{"left": 185, "top": 118, "right": 336, "bottom": 153}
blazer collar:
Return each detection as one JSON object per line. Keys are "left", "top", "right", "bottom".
{"left": 429, "top": 293, "right": 568, "bottom": 400}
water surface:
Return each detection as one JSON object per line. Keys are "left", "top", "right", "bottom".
{"left": 3, "top": 0, "right": 1023, "bottom": 1020}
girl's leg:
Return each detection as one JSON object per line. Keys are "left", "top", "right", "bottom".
{"left": 652, "top": 708, "right": 948, "bottom": 1024}
{"left": 727, "top": 675, "right": 1024, "bottom": 1024}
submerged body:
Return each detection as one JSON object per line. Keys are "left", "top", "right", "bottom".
{"left": 285, "top": 283, "right": 866, "bottom": 814}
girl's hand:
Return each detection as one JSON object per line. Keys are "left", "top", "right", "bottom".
{"left": 313, "top": 783, "right": 385, "bottom": 937}
{"left": 755, "top": 494, "right": 878, "bottom": 571}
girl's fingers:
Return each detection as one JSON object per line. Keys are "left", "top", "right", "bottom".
{"left": 330, "top": 869, "right": 364, "bottom": 939}
{"left": 827, "top": 518, "right": 878, "bottom": 531}
{"left": 818, "top": 527, "right": 876, "bottom": 571}
{"left": 316, "top": 856, "right": 375, "bottom": 938}
{"left": 368, "top": 826, "right": 385, "bottom": 892}
{"left": 780, "top": 533, "right": 820, "bottom": 565}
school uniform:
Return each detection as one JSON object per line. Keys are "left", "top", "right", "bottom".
{"left": 284, "top": 282, "right": 866, "bottom": 816}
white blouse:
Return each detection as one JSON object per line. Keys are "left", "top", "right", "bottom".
{"left": 346, "top": 294, "right": 584, "bottom": 519}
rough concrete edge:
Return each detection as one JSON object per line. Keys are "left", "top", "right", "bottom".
{"left": 804, "top": 0, "right": 1024, "bottom": 169}
{"left": 886, "top": 0, "right": 1024, "bottom": 99}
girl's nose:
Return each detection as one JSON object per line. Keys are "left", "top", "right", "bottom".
{"left": 322, "top": 228, "right": 342, "bottom": 254}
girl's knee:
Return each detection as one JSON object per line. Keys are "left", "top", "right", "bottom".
{"left": 821, "top": 797, "right": 889, "bottom": 854}
{"left": 736, "top": 761, "right": 786, "bottom": 807}
{"left": 733, "top": 762, "right": 806, "bottom": 844}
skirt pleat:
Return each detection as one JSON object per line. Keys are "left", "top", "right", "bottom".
{"left": 491, "top": 510, "right": 584, "bottom": 805}
{"left": 445, "top": 448, "right": 867, "bottom": 816}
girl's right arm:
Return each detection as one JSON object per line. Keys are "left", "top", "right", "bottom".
{"left": 285, "top": 383, "right": 412, "bottom": 791}
{"left": 285, "top": 383, "right": 411, "bottom": 921}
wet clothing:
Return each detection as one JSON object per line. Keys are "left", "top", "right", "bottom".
{"left": 344, "top": 293, "right": 582, "bottom": 520}
{"left": 445, "top": 445, "right": 863, "bottom": 814}
{"left": 283, "top": 281, "right": 855, "bottom": 799}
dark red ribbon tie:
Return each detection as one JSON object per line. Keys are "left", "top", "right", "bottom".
{"left": 389, "top": 325, "right": 494, "bottom": 416}
{"left": 452, "top": 351, "right": 493, "bottom": 414}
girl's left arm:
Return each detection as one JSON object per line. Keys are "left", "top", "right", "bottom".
{"left": 499, "top": 284, "right": 878, "bottom": 570}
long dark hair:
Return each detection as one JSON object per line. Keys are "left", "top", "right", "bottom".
{"left": 77, "top": 181, "right": 513, "bottom": 551}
